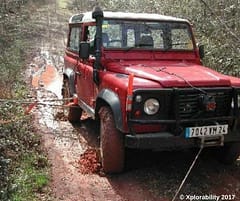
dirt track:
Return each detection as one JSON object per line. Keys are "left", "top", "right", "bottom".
{"left": 26, "top": 2, "right": 240, "bottom": 201}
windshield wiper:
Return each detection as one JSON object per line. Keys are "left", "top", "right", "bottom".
{"left": 163, "top": 43, "right": 190, "bottom": 52}
{"left": 125, "top": 44, "right": 140, "bottom": 52}
{"left": 162, "top": 45, "right": 172, "bottom": 52}
{"left": 125, "top": 43, "right": 155, "bottom": 52}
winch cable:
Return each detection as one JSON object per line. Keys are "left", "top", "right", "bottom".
{"left": 157, "top": 67, "right": 208, "bottom": 95}
{"left": 171, "top": 145, "right": 204, "bottom": 201}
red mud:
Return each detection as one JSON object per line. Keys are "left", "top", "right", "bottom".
{"left": 32, "top": 65, "right": 58, "bottom": 88}
{"left": 77, "top": 148, "right": 102, "bottom": 175}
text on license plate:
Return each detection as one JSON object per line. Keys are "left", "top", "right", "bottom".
{"left": 185, "top": 124, "right": 228, "bottom": 138}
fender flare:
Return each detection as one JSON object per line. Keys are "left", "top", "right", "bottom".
{"left": 97, "top": 89, "right": 124, "bottom": 132}
{"left": 63, "top": 68, "right": 76, "bottom": 96}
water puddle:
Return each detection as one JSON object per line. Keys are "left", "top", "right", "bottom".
{"left": 30, "top": 44, "right": 63, "bottom": 98}
{"left": 27, "top": 42, "right": 64, "bottom": 127}
{"left": 29, "top": 41, "right": 86, "bottom": 158}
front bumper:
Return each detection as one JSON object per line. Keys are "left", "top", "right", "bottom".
{"left": 125, "top": 130, "right": 240, "bottom": 150}
{"left": 126, "top": 87, "right": 240, "bottom": 150}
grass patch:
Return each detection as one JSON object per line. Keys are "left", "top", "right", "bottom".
{"left": 0, "top": 1, "right": 53, "bottom": 201}
{"left": 0, "top": 110, "right": 51, "bottom": 201}
{"left": 10, "top": 153, "right": 49, "bottom": 201}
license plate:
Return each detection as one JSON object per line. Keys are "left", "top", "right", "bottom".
{"left": 185, "top": 124, "right": 228, "bottom": 138}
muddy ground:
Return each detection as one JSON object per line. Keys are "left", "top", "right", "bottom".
{"left": 26, "top": 3, "right": 240, "bottom": 201}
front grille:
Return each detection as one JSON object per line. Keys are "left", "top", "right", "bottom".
{"left": 178, "top": 89, "right": 232, "bottom": 119}
{"left": 131, "top": 87, "right": 233, "bottom": 123}
{"left": 179, "top": 93, "right": 199, "bottom": 118}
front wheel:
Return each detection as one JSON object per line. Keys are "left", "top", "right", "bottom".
{"left": 99, "top": 107, "right": 125, "bottom": 173}
{"left": 62, "top": 79, "right": 82, "bottom": 123}
{"left": 219, "top": 143, "right": 240, "bottom": 164}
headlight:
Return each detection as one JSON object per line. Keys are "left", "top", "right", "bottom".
{"left": 144, "top": 98, "right": 160, "bottom": 115}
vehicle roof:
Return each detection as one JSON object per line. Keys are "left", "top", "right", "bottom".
{"left": 69, "top": 11, "right": 189, "bottom": 24}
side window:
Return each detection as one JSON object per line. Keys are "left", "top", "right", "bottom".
{"left": 68, "top": 27, "right": 81, "bottom": 52}
{"left": 88, "top": 26, "right": 96, "bottom": 42}
{"left": 84, "top": 26, "right": 96, "bottom": 55}
{"left": 102, "top": 23, "right": 122, "bottom": 48}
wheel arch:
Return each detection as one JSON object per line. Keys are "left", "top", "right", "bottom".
{"left": 63, "top": 68, "right": 76, "bottom": 96}
{"left": 96, "top": 89, "right": 124, "bottom": 132}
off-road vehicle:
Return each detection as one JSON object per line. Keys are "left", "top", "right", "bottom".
{"left": 63, "top": 7, "right": 240, "bottom": 173}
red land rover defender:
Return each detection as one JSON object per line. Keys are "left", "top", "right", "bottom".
{"left": 63, "top": 7, "right": 240, "bottom": 173}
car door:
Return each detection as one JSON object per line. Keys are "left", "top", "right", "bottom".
{"left": 76, "top": 25, "right": 96, "bottom": 111}
{"left": 64, "top": 25, "right": 81, "bottom": 95}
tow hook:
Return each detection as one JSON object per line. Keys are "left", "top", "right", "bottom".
{"left": 65, "top": 94, "right": 78, "bottom": 107}
{"left": 200, "top": 135, "right": 224, "bottom": 148}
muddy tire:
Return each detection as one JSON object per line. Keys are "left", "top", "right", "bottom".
{"left": 99, "top": 107, "right": 124, "bottom": 173}
{"left": 62, "top": 79, "right": 82, "bottom": 123}
{"left": 219, "top": 143, "right": 240, "bottom": 164}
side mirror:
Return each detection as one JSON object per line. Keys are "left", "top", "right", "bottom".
{"left": 79, "top": 42, "right": 90, "bottom": 59}
{"left": 198, "top": 44, "right": 205, "bottom": 59}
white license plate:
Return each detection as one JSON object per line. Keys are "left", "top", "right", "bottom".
{"left": 185, "top": 124, "right": 228, "bottom": 138}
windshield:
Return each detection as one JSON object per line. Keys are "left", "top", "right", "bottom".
{"left": 102, "top": 19, "right": 194, "bottom": 51}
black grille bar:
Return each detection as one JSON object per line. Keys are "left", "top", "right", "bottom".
{"left": 178, "top": 88, "right": 232, "bottom": 119}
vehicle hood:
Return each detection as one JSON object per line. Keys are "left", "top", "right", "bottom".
{"left": 106, "top": 61, "right": 232, "bottom": 87}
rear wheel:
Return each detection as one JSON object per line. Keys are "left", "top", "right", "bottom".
{"left": 219, "top": 143, "right": 240, "bottom": 164}
{"left": 62, "top": 79, "right": 82, "bottom": 123}
{"left": 99, "top": 106, "right": 125, "bottom": 173}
